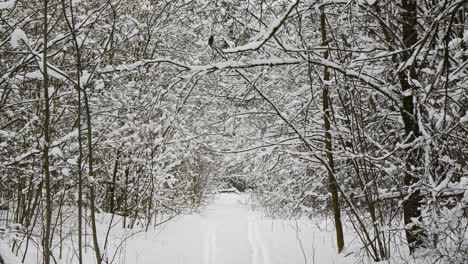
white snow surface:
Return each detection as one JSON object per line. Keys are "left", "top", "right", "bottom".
{"left": 106, "top": 193, "right": 350, "bottom": 264}
{"left": 6, "top": 193, "right": 432, "bottom": 264}
{"left": 0, "top": 240, "right": 21, "bottom": 264}
{"left": 10, "top": 28, "right": 28, "bottom": 48}
{"left": 11, "top": 193, "right": 359, "bottom": 264}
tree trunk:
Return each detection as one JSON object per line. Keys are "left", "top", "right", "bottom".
{"left": 42, "top": 0, "right": 52, "bottom": 262}
{"left": 84, "top": 90, "right": 103, "bottom": 264}
{"left": 320, "top": 9, "right": 344, "bottom": 253}
{"left": 109, "top": 150, "right": 120, "bottom": 213}
{"left": 77, "top": 88, "right": 84, "bottom": 264}
{"left": 61, "top": 1, "right": 85, "bottom": 261}
{"left": 399, "top": 0, "right": 425, "bottom": 254}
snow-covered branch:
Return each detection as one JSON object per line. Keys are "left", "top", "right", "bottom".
{"left": 222, "top": 0, "right": 299, "bottom": 53}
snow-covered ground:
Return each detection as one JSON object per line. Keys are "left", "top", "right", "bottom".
{"left": 113, "top": 192, "right": 350, "bottom": 264}
{"left": 2, "top": 192, "right": 430, "bottom": 264}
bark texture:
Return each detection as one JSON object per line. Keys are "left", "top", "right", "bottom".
{"left": 320, "top": 9, "right": 344, "bottom": 253}
{"left": 399, "top": 0, "right": 426, "bottom": 253}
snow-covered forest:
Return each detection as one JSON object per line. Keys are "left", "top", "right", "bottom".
{"left": 0, "top": 0, "right": 467, "bottom": 263}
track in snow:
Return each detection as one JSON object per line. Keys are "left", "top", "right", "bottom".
{"left": 19, "top": 192, "right": 349, "bottom": 264}
{"left": 119, "top": 192, "right": 345, "bottom": 264}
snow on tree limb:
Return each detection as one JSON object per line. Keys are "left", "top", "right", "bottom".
{"left": 309, "top": 58, "right": 399, "bottom": 103}
{"left": 191, "top": 58, "right": 305, "bottom": 71}
{"left": 98, "top": 56, "right": 398, "bottom": 103}
{"left": 10, "top": 28, "right": 28, "bottom": 48}
{"left": 3, "top": 130, "right": 78, "bottom": 167}
{"left": 222, "top": 0, "right": 299, "bottom": 53}
{"left": 99, "top": 59, "right": 192, "bottom": 73}
{"left": 0, "top": 0, "right": 14, "bottom": 9}
{"left": 98, "top": 58, "right": 304, "bottom": 74}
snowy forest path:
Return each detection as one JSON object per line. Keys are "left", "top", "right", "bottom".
{"left": 201, "top": 193, "right": 255, "bottom": 264}
{"left": 18, "top": 192, "right": 349, "bottom": 264}
{"left": 114, "top": 192, "right": 345, "bottom": 264}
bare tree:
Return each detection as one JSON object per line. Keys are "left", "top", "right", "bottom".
{"left": 41, "top": 0, "right": 52, "bottom": 262}
{"left": 320, "top": 8, "right": 344, "bottom": 253}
